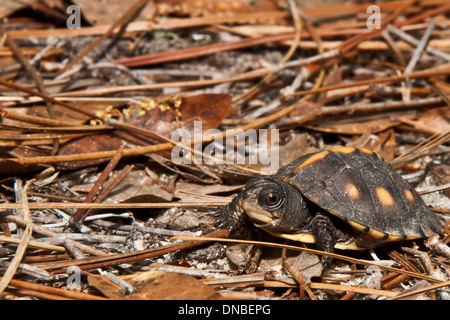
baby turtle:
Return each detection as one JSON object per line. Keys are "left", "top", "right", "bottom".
{"left": 217, "top": 147, "right": 446, "bottom": 267}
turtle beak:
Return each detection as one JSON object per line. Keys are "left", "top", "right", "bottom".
{"left": 241, "top": 194, "right": 276, "bottom": 225}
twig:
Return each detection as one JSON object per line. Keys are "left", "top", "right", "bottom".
{"left": 387, "top": 279, "right": 450, "bottom": 300}
{"left": 0, "top": 277, "right": 108, "bottom": 300}
{"left": 115, "top": 32, "right": 297, "bottom": 68}
{"left": 339, "top": 0, "right": 414, "bottom": 54}
{"left": 278, "top": 96, "right": 445, "bottom": 129}
{"left": 71, "top": 144, "right": 125, "bottom": 222}
{"left": 0, "top": 180, "right": 33, "bottom": 295}
{"left": 0, "top": 202, "right": 222, "bottom": 210}
{"left": 0, "top": 79, "right": 101, "bottom": 120}
{"left": 0, "top": 26, "right": 55, "bottom": 119}
{"left": 8, "top": 11, "right": 288, "bottom": 40}
{"left": 5, "top": 101, "right": 296, "bottom": 166}
{"left": 399, "top": 4, "right": 450, "bottom": 28}
{"left": 290, "top": 68, "right": 450, "bottom": 97}
{"left": 417, "top": 183, "right": 450, "bottom": 195}
{"left": 92, "top": 219, "right": 202, "bottom": 238}
{"left": 57, "top": 0, "right": 150, "bottom": 75}
{"left": 387, "top": 24, "right": 450, "bottom": 62}
{"left": 297, "top": 6, "right": 326, "bottom": 103}
{"left": 0, "top": 235, "right": 65, "bottom": 252}
{"left": 390, "top": 126, "right": 450, "bottom": 169}
{"left": 11, "top": 2, "right": 444, "bottom": 41}
{"left": 404, "top": 19, "right": 436, "bottom": 75}
{"left": 54, "top": 49, "right": 341, "bottom": 97}
{"left": 425, "top": 235, "right": 450, "bottom": 259}
{"left": 0, "top": 109, "right": 85, "bottom": 127}
{"left": 173, "top": 236, "right": 443, "bottom": 284}
{"left": 231, "top": 0, "right": 303, "bottom": 107}
{"left": 382, "top": 28, "right": 406, "bottom": 67}
{"left": 3, "top": 214, "right": 108, "bottom": 257}
{"left": 309, "top": 282, "right": 397, "bottom": 297}
{"left": 37, "top": 234, "right": 128, "bottom": 245}
{"left": 32, "top": 229, "right": 229, "bottom": 273}
{"left": 0, "top": 261, "right": 52, "bottom": 280}
{"left": 75, "top": 164, "right": 135, "bottom": 221}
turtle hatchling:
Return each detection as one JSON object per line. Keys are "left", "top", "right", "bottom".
{"left": 217, "top": 147, "right": 446, "bottom": 267}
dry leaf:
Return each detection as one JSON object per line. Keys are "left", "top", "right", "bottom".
{"left": 175, "top": 180, "right": 243, "bottom": 195}
{"left": 360, "top": 128, "right": 396, "bottom": 161}
{"left": 127, "top": 93, "right": 232, "bottom": 138}
{"left": 284, "top": 251, "right": 323, "bottom": 284}
{"left": 416, "top": 106, "right": 450, "bottom": 133}
{"left": 278, "top": 133, "right": 315, "bottom": 167}
{"left": 120, "top": 270, "right": 223, "bottom": 300}
{"left": 89, "top": 270, "right": 223, "bottom": 300}
{"left": 289, "top": 100, "right": 323, "bottom": 118}
{"left": 57, "top": 134, "right": 123, "bottom": 169}
{"left": 104, "top": 169, "right": 175, "bottom": 203}
{"left": 305, "top": 113, "right": 411, "bottom": 135}
{"left": 0, "top": 0, "right": 37, "bottom": 19}
{"left": 155, "top": 0, "right": 279, "bottom": 16}
{"left": 71, "top": 0, "right": 155, "bottom": 25}
{"left": 87, "top": 273, "right": 125, "bottom": 299}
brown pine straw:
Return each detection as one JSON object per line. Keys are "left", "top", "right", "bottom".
{"left": 29, "top": 229, "right": 230, "bottom": 273}
{"left": 0, "top": 277, "right": 108, "bottom": 300}
{"left": 0, "top": 202, "right": 224, "bottom": 210}
{"left": 290, "top": 68, "right": 450, "bottom": 98}
{"left": 56, "top": 0, "right": 150, "bottom": 75}
{"left": 3, "top": 100, "right": 296, "bottom": 166}
{"left": 0, "top": 181, "right": 34, "bottom": 295}
{"left": 0, "top": 79, "right": 100, "bottom": 120}
{"left": 171, "top": 236, "right": 443, "bottom": 284}
{"left": 1, "top": 68, "right": 448, "bottom": 167}
{"left": 386, "top": 280, "right": 450, "bottom": 300}
{"left": 231, "top": 0, "right": 304, "bottom": 106}
{"left": 71, "top": 144, "right": 126, "bottom": 222}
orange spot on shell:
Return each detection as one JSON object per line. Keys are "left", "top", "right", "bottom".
{"left": 375, "top": 186, "right": 395, "bottom": 207}
{"left": 404, "top": 189, "right": 415, "bottom": 203}
{"left": 329, "top": 147, "right": 356, "bottom": 154}
{"left": 345, "top": 183, "right": 360, "bottom": 201}
{"left": 292, "top": 151, "right": 329, "bottom": 172}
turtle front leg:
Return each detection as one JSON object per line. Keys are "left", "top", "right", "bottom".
{"left": 310, "top": 212, "right": 336, "bottom": 268}
{"left": 215, "top": 193, "right": 247, "bottom": 233}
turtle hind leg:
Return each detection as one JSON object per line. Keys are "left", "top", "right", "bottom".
{"left": 310, "top": 212, "right": 337, "bottom": 268}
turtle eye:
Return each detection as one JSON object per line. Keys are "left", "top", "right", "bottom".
{"left": 260, "top": 191, "right": 284, "bottom": 209}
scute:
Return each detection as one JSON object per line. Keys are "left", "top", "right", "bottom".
{"left": 283, "top": 148, "right": 444, "bottom": 240}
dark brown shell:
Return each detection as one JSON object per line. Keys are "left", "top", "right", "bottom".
{"left": 276, "top": 147, "right": 444, "bottom": 243}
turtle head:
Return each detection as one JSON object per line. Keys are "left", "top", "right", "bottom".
{"left": 239, "top": 178, "right": 311, "bottom": 233}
